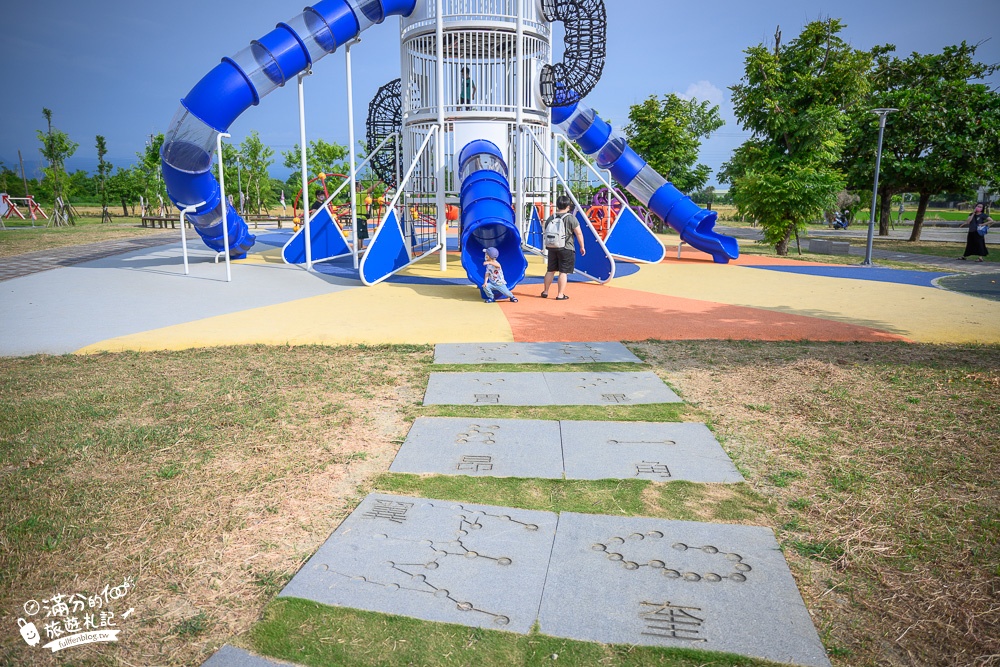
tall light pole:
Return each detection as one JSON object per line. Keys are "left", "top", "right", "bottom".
{"left": 862, "top": 108, "right": 898, "bottom": 266}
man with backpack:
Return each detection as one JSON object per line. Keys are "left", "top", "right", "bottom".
{"left": 541, "top": 195, "right": 586, "bottom": 300}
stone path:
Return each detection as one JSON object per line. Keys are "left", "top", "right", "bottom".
{"left": 201, "top": 645, "right": 295, "bottom": 666}
{"left": 434, "top": 341, "right": 642, "bottom": 364}
{"left": 423, "top": 372, "right": 682, "bottom": 405}
{"left": 389, "top": 417, "right": 743, "bottom": 482}
{"left": 202, "top": 342, "right": 830, "bottom": 667}
{"left": 0, "top": 233, "right": 177, "bottom": 282}
{"left": 276, "top": 493, "right": 830, "bottom": 667}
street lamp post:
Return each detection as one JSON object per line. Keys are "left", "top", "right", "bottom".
{"left": 863, "top": 108, "right": 898, "bottom": 266}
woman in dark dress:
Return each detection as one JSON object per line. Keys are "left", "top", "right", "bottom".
{"left": 960, "top": 203, "right": 992, "bottom": 261}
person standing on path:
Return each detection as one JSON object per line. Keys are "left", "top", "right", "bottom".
{"left": 959, "top": 203, "right": 992, "bottom": 262}
{"left": 541, "top": 195, "right": 585, "bottom": 300}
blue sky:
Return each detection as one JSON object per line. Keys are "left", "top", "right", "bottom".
{"left": 1, "top": 0, "right": 997, "bottom": 188}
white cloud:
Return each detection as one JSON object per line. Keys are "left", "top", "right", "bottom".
{"left": 677, "top": 80, "right": 725, "bottom": 106}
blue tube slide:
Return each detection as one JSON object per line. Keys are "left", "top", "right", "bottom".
{"left": 551, "top": 100, "right": 738, "bottom": 263}
{"left": 160, "top": 0, "right": 416, "bottom": 259}
{"left": 457, "top": 140, "right": 528, "bottom": 295}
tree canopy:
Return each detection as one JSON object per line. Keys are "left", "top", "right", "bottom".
{"left": 841, "top": 42, "right": 1000, "bottom": 239}
{"left": 720, "top": 20, "right": 871, "bottom": 254}
{"left": 624, "top": 94, "right": 723, "bottom": 194}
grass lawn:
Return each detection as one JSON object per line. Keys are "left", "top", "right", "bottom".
{"left": 0, "top": 217, "right": 171, "bottom": 258}
{"left": 1, "top": 342, "right": 997, "bottom": 666}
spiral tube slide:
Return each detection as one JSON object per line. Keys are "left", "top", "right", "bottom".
{"left": 551, "top": 100, "right": 739, "bottom": 264}
{"left": 457, "top": 140, "right": 527, "bottom": 294}
{"left": 539, "top": 0, "right": 607, "bottom": 107}
{"left": 159, "top": 0, "right": 416, "bottom": 258}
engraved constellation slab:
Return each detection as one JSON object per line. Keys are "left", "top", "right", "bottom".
{"left": 279, "top": 494, "right": 558, "bottom": 634}
{"left": 434, "top": 342, "right": 642, "bottom": 365}
{"left": 424, "top": 372, "right": 680, "bottom": 405}
{"left": 537, "top": 513, "right": 831, "bottom": 667}
{"left": 560, "top": 421, "right": 745, "bottom": 483}
{"left": 389, "top": 417, "right": 563, "bottom": 478}
{"left": 542, "top": 372, "right": 682, "bottom": 405}
{"left": 423, "top": 373, "right": 550, "bottom": 405}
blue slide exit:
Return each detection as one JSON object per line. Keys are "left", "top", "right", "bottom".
{"left": 160, "top": 0, "right": 417, "bottom": 259}
{"left": 457, "top": 140, "right": 527, "bottom": 295}
{"left": 551, "top": 100, "right": 738, "bottom": 264}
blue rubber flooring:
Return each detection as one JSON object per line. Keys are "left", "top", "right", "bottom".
{"left": 746, "top": 264, "right": 951, "bottom": 288}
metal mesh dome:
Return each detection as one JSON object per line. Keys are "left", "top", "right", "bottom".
{"left": 365, "top": 78, "right": 401, "bottom": 187}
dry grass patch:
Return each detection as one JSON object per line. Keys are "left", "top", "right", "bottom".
{"left": 631, "top": 340, "right": 1000, "bottom": 666}
{"left": 0, "top": 345, "right": 430, "bottom": 666}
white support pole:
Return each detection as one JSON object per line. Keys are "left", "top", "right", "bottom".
{"left": 435, "top": 0, "right": 447, "bottom": 271}
{"left": 515, "top": 0, "right": 525, "bottom": 239}
{"left": 215, "top": 133, "right": 233, "bottom": 282}
{"left": 346, "top": 39, "right": 360, "bottom": 269}
{"left": 298, "top": 70, "right": 313, "bottom": 270}
{"left": 178, "top": 202, "right": 203, "bottom": 275}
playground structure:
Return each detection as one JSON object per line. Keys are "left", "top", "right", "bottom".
{"left": 1, "top": 194, "right": 48, "bottom": 224}
{"left": 159, "top": 0, "right": 737, "bottom": 287}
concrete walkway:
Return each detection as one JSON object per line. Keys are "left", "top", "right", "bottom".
{"left": 2, "top": 228, "right": 999, "bottom": 356}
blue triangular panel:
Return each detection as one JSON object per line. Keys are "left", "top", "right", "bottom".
{"left": 573, "top": 211, "right": 615, "bottom": 283}
{"left": 525, "top": 206, "right": 544, "bottom": 252}
{"left": 360, "top": 210, "right": 411, "bottom": 285}
{"left": 604, "top": 207, "right": 666, "bottom": 263}
{"left": 282, "top": 206, "right": 351, "bottom": 264}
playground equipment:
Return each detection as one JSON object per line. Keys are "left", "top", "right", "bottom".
{"left": 1, "top": 194, "right": 48, "bottom": 223}
{"left": 160, "top": 0, "right": 736, "bottom": 284}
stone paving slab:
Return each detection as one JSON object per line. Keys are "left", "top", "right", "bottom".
{"left": 542, "top": 372, "right": 682, "bottom": 405}
{"left": 560, "top": 421, "right": 744, "bottom": 483}
{"left": 278, "top": 494, "right": 558, "bottom": 634}
{"left": 434, "top": 342, "right": 642, "bottom": 364}
{"left": 389, "top": 417, "right": 563, "bottom": 478}
{"left": 389, "top": 418, "right": 743, "bottom": 483}
{"left": 423, "top": 372, "right": 681, "bottom": 405}
{"left": 537, "top": 512, "right": 831, "bottom": 667}
{"left": 423, "top": 372, "right": 550, "bottom": 405}
{"left": 201, "top": 644, "right": 299, "bottom": 667}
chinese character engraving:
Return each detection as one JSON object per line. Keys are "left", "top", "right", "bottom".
{"left": 640, "top": 601, "right": 706, "bottom": 642}
{"left": 456, "top": 455, "right": 494, "bottom": 472}
{"left": 473, "top": 393, "right": 500, "bottom": 404}
{"left": 635, "top": 461, "right": 671, "bottom": 477}
{"left": 602, "top": 393, "right": 628, "bottom": 403}
{"left": 363, "top": 499, "right": 414, "bottom": 524}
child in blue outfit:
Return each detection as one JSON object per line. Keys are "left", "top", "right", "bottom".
{"left": 482, "top": 247, "right": 518, "bottom": 303}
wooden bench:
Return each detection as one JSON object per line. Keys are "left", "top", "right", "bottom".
{"left": 141, "top": 216, "right": 181, "bottom": 229}
{"left": 243, "top": 215, "right": 294, "bottom": 229}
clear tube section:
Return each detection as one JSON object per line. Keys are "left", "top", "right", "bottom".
{"left": 551, "top": 99, "right": 738, "bottom": 262}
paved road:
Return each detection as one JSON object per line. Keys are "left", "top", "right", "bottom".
{"left": 715, "top": 224, "right": 998, "bottom": 275}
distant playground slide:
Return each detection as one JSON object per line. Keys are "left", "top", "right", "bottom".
{"left": 159, "top": 0, "right": 417, "bottom": 258}
{"left": 552, "top": 100, "right": 738, "bottom": 264}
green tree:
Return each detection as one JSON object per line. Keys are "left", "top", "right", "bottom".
{"left": 842, "top": 42, "right": 1000, "bottom": 240}
{"left": 96, "top": 135, "right": 112, "bottom": 221}
{"left": 136, "top": 134, "right": 167, "bottom": 212}
{"left": 108, "top": 166, "right": 142, "bottom": 216}
{"left": 281, "top": 139, "right": 351, "bottom": 203}
{"left": 720, "top": 20, "right": 871, "bottom": 254}
{"left": 624, "top": 94, "right": 724, "bottom": 193}
{"left": 226, "top": 131, "right": 275, "bottom": 214}
{"left": 37, "top": 108, "right": 79, "bottom": 224}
